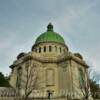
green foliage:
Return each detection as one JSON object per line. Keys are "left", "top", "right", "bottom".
{"left": 89, "top": 79, "right": 100, "bottom": 98}
{"left": 0, "top": 72, "right": 10, "bottom": 87}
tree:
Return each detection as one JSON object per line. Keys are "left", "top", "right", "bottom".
{"left": 89, "top": 79, "right": 99, "bottom": 98}
{"left": 79, "top": 69, "right": 90, "bottom": 100}
{"left": 79, "top": 68, "right": 100, "bottom": 100}
{"left": 0, "top": 72, "right": 10, "bottom": 87}
{"left": 22, "top": 60, "right": 38, "bottom": 100}
{"left": 89, "top": 69, "right": 100, "bottom": 99}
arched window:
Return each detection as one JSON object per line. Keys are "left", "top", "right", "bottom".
{"left": 63, "top": 49, "right": 65, "bottom": 53}
{"left": 35, "top": 48, "right": 37, "bottom": 52}
{"left": 59, "top": 47, "right": 61, "bottom": 53}
{"left": 49, "top": 46, "right": 52, "bottom": 52}
{"left": 55, "top": 46, "right": 57, "bottom": 52}
{"left": 39, "top": 47, "right": 41, "bottom": 53}
{"left": 44, "top": 46, "right": 46, "bottom": 52}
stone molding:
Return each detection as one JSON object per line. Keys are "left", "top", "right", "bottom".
{"left": 10, "top": 52, "right": 89, "bottom": 69}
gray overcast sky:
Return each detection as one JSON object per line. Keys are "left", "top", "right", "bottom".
{"left": 0, "top": 0, "right": 100, "bottom": 78}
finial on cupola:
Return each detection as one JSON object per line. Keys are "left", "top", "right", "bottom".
{"left": 47, "top": 22, "right": 53, "bottom": 31}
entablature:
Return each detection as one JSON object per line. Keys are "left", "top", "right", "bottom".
{"left": 10, "top": 52, "right": 89, "bottom": 69}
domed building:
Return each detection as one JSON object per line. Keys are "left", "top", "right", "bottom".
{"left": 9, "top": 23, "right": 93, "bottom": 100}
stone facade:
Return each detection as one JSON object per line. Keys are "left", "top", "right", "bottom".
{"left": 9, "top": 23, "right": 93, "bottom": 100}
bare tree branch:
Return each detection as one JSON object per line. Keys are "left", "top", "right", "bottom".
{"left": 21, "top": 60, "right": 38, "bottom": 100}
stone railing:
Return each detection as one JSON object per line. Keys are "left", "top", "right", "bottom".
{"left": 0, "top": 87, "right": 18, "bottom": 98}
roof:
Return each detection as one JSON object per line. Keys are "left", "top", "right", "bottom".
{"left": 35, "top": 23, "right": 65, "bottom": 44}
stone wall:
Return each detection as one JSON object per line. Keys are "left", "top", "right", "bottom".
{"left": 0, "top": 97, "right": 67, "bottom": 100}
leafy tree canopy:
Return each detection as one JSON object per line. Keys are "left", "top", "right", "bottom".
{"left": 0, "top": 72, "right": 10, "bottom": 87}
{"left": 89, "top": 79, "right": 100, "bottom": 98}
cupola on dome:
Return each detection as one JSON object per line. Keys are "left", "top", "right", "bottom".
{"left": 35, "top": 23, "right": 65, "bottom": 44}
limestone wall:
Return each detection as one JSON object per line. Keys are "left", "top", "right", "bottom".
{"left": 0, "top": 97, "right": 68, "bottom": 100}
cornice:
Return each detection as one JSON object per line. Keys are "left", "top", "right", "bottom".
{"left": 32, "top": 41, "right": 68, "bottom": 51}
{"left": 10, "top": 52, "right": 89, "bottom": 69}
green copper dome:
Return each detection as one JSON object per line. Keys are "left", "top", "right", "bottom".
{"left": 35, "top": 23, "right": 65, "bottom": 44}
